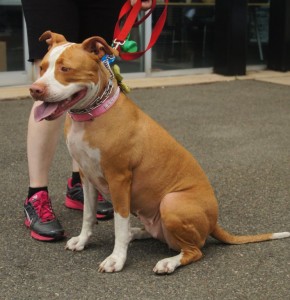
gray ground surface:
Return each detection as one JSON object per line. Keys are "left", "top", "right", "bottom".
{"left": 0, "top": 80, "right": 289, "bottom": 300}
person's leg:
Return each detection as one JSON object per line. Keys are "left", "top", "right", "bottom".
{"left": 78, "top": 0, "right": 123, "bottom": 43}
{"left": 27, "top": 66, "right": 64, "bottom": 188}
{"left": 24, "top": 60, "right": 65, "bottom": 241}
{"left": 21, "top": 0, "right": 80, "bottom": 61}
{"left": 22, "top": 0, "right": 80, "bottom": 241}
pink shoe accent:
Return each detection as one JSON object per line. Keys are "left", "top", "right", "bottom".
{"left": 30, "top": 231, "right": 55, "bottom": 241}
{"left": 67, "top": 177, "right": 74, "bottom": 187}
{"left": 65, "top": 196, "right": 108, "bottom": 219}
{"left": 24, "top": 218, "right": 31, "bottom": 228}
{"left": 96, "top": 194, "right": 111, "bottom": 218}
{"left": 65, "top": 178, "right": 84, "bottom": 210}
{"left": 98, "top": 193, "right": 105, "bottom": 201}
{"left": 24, "top": 219, "right": 55, "bottom": 241}
{"left": 65, "top": 196, "right": 84, "bottom": 210}
{"left": 96, "top": 213, "right": 107, "bottom": 219}
{"left": 25, "top": 191, "right": 55, "bottom": 222}
{"left": 24, "top": 219, "right": 30, "bottom": 229}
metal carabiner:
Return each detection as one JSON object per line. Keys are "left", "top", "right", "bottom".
{"left": 112, "top": 39, "right": 125, "bottom": 50}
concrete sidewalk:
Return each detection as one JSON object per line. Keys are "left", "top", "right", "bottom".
{"left": 0, "top": 70, "right": 290, "bottom": 100}
{"left": 0, "top": 79, "right": 289, "bottom": 299}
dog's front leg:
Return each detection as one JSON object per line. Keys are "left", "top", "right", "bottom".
{"left": 98, "top": 173, "right": 132, "bottom": 273}
{"left": 98, "top": 212, "right": 131, "bottom": 272}
{"left": 65, "top": 178, "right": 97, "bottom": 251}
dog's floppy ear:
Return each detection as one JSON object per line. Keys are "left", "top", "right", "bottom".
{"left": 82, "top": 36, "right": 119, "bottom": 59}
{"left": 39, "top": 30, "right": 67, "bottom": 50}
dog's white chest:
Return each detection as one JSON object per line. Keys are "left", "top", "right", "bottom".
{"left": 66, "top": 124, "right": 109, "bottom": 196}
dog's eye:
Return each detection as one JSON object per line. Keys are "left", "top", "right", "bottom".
{"left": 61, "top": 66, "right": 71, "bottom": 72}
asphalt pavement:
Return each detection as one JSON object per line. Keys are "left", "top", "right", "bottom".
{"left": 0, "top": 79, "right": 289, "bottom": 300}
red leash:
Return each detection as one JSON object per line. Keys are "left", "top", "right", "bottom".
{"left": 113, "top": 0, "right": 168, "bottom": 60}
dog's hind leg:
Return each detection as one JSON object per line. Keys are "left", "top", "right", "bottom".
{"left": 130, "top": 227, "right": 152, "bottom": 240}
{"left": 153, "top": 191, "right": 216, "bottom": 274}
{"left": 153, "top": 248, "right": 203, "bottom": 274}
{"left": 65, "top": 179, "right": 97, "bottom": 251}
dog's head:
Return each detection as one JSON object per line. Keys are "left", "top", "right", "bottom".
{"left": 31, "top": 31, "right": 119, "bottom": 121}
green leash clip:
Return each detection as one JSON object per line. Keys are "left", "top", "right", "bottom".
{"left": 120, "top": 34, "right": 138, "bottom": 53}
{"left": 112, "top": 35, "right": 135, "bottom": 93}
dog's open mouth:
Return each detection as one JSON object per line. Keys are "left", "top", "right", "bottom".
{"left": 34, "top": 88, "right": 88, "bottom": 122}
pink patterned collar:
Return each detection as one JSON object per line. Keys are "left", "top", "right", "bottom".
{"left": 68, "top": 87, "right": 120, "bottom": 122}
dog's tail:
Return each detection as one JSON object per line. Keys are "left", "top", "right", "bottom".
{"left": 210, "top": 224, "right": 290, "bottom": 245}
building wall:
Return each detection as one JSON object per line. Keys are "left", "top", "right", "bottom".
{"left": 0, "top": 0, "right": 289, "bottom": 86}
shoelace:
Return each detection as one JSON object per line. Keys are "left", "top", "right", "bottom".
{"left": 97, "top": 194, "right": 105, "bottom": 202}
{"left": 32, "top": 193, "right": 55, "bottom": 222}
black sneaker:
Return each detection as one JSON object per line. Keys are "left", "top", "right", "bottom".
{"left": 65, "top": 178, "right": 114, "bottom": 220}
{"left": 24, "top": 191, "right": 65, "bottom": 241}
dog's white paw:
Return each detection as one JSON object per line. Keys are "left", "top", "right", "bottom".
{"left": 65, "top": 236, "right": 88, "bottom": 251}
{"left": 153, "top": 254, "right": 182, "bottom": 274}
{"left": 98, "top": 254, "right": 126, "bottom": 273}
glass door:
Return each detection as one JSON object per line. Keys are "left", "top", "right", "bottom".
{"left": 0, "top": 0, "right": 29, "bottom": 86}
{"left": 247, "top": 1, "right": 270, "bottom": 66}
{"left": 152, "top": 0, "right": 216, "bottom": 74}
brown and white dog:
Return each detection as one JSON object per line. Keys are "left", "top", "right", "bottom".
{"left": 30, "top": 31, "right": 289, "bottom": 274}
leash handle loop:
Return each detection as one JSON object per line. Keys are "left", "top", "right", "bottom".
{"left": 113, "top": 0, "right": 168, "bottom": 60}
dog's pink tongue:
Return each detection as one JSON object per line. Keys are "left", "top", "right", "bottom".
{"left": 34, "top": 102, "right": 58, "bottom": 122}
